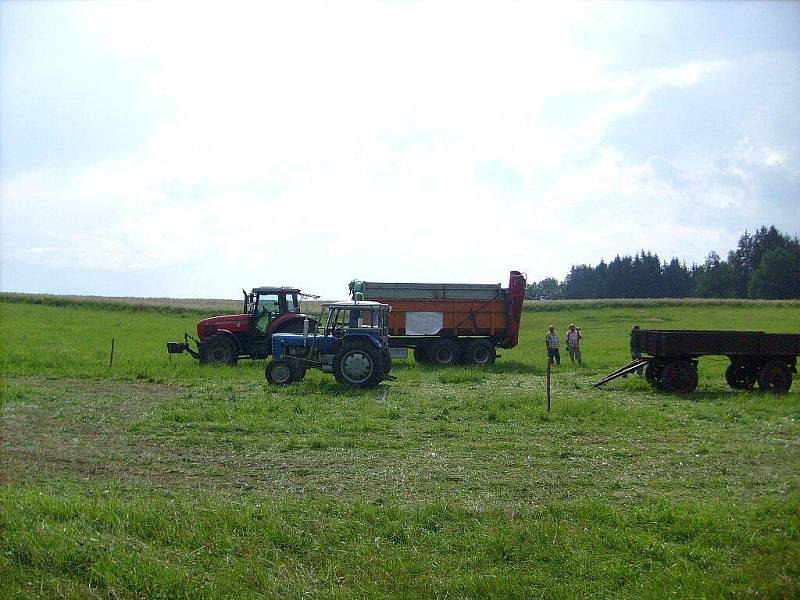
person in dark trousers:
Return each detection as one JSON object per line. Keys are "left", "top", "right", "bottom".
{"left": 566, "top": 323, "right": 582, "bottom": 365}
{"left": 545, "top": 325, "right": 560, "bottom": 365}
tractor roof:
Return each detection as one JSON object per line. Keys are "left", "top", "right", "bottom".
{"left": 322, "top": 300, "right": 391, "bottom": 310}
{"left": 252, "top": 286, "right": 301, "bottom": 294}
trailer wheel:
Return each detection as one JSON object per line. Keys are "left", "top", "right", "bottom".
{"left": 758, "top": 361, "right": 792, "bottom": 394}
{"left": 661, "top": 361, "right": 698, "bottom": 393}
{"left": 200, "top": 336, "right": 238, "bottom": 366}
{"left": 725, "top": 362, "right": 757, "bottom": 389}
{"left": 413, "top": 346, "right": 430, "bottom": 364}
{"left": 266, "top": 360, "right": 294, "bottom": 385}
{"left": 462, "top": 339, "right": 496, "bottom": 366}
{"left": 645, "top": 361, "right": 665, "bottom": 388}
{"left": 334, "top": 345, "right": 382, "bottom": 388}
{"left": 428, "top": 339, "right": 460, "bottom": 366}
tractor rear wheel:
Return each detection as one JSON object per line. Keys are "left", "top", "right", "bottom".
{"left": 381, "top": 349, "right": 392, "bottom": 377}
{"left": 428, "top": 339, "right": 460, "bottom": 366}
{"left": 725, "top": 362, "right": 757, "bottom": 389}
{"left": 266, "top": 360, "right": 293, "bottom": 385}
{"left": 200, "top": 336, "right": 238, "bottom": 366}
{"left": 334, "top": 344, "right": 382, "bottom": 388}
{"left": 660, "top": 361, "right": 698, "bottom": 393}
{"left": 462, "top": 339, "right": 496, "bottom": 366}
{"left": 758, "top": 361, "right": 792, "bottom": 394}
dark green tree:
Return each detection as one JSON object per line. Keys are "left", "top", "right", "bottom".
{"left": 748, "top": 247, "right": 800, "bottom": 299}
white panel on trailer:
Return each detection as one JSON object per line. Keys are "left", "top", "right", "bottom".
{"left": 405, "top": 312, "right": 444, "bottom": 335}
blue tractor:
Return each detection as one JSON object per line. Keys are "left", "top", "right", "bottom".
{"left": 265, "top": 301, "right": 393, "bottom": 388}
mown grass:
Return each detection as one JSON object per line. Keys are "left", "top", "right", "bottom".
{"left": 1, "top": 297, "right": 799, "bottom": 598}
{"left": 2, "top": 486, "right": 797, "bottom": 600}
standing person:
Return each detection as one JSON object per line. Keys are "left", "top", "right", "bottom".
{"left": 630, "top": 324, "right": 643, "bottom": 376}
{"left": 545, "top": 325, "right": 560, "bottom": 365}
{"left": 566, "top": 323, "right": 583, "bottom": 365}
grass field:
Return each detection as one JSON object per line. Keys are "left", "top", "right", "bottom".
{"left": 1, "top": 296, "right": 799, "bottom": 598}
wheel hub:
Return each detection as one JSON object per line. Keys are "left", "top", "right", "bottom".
{"left": 342, "top": 351, "right": 372, "bottom": 382}
{"left": 272, "top": 364, "right": 291, "bottom": 383}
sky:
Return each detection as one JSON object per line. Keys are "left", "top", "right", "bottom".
{"left": 1, "top": 1, "right": 799, "bottom": 299}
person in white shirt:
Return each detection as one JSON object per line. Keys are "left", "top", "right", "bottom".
{"left": 545, "top": 325, "right": 560, "bottom": 365}
{"left": 566, "top": 323, "right": 582, "bottom": 365}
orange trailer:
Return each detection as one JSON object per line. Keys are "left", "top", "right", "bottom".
{"left": 349, "top": 271, "right": 526, "bottom": 366}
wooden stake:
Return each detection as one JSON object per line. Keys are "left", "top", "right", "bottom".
{"left": 546, "top": 360, "right": 551, "bottom": 411}
{"left": 109, "top": 338, "right": 115, "bottom": 368}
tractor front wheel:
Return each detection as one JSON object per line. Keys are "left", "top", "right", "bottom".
{"left": 266, "top": 360, "right": 294, "bottom": 385}
{"left": 200, "top": 336, "right": 238, "bottom": 366}
{"left": 287, "top": 358, "right": 307, "bottom": 382}
{"left": 334, "top": 344, "right": 382, "bottom": 388}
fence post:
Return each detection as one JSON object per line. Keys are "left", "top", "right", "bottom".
{"left": 109, "top": 338, "right": 115, "bottom": 368}
{"left": 546, "top": 360, "right": 551, "bottom": 411}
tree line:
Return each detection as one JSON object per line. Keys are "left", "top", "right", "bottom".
{"left": 526, "top": 226, "right": 800, "bottom": 300}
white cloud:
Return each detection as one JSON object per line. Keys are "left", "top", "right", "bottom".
{"left": 2, "top": 2, "right": 797, "bottom": 296}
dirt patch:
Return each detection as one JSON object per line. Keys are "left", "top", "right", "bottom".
{"left": 2, "top": 377, "right": 187, "bottom": 484}
{"left": 1, "top": 377, "right": 446, "bottom": 500}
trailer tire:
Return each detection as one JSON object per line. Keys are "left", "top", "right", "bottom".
{"left": 413, "top": 345, "right": 430, "bottom": 364}
{"left": 428, "top": 339, "right": 460, "bottom": 366}
{"left": 462, "top": 339, "right": 496, "bottom": 366}
{"left": 758, "top": 361, "right": 792, "bottom": 394}
{"left": 334, "top": 344, "right": 382, "bottom": 388}
{"left": 661, "top": 361, "right": 698, "bottom": 393}
{"left": 266, "top": 360, "right": 294, "bottom": 385}
{"left": 645, "top": 361, "right": 665, "bottom": 388}
{"left": 200, "top": 336, "right": 238, "bottom": 366}
{"left": 725, "top": 362, "right": 757, "bottom": 390}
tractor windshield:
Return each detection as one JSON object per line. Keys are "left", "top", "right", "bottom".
{"left": 323, "top": 307, "right": 385, "bottom": 334}
{"left": 255, "top": 293, "right": 281, "bottom": 333}
{"left": 286, "top": 293, "right": 300, "bottom": 313}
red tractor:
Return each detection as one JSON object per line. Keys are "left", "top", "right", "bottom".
{"left": 167, "top": 287, "right": 317, "bottom": 365}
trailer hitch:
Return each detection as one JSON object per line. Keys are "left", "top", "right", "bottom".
{"left": 593, "top": 358, "right": 650, "bottom": 388}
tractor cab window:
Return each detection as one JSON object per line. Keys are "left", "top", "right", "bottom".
{"left": 324, "top": 307, "right": 383, "bottom": 336}
{"left": 286, "top": 293, "right": 300, "bottom": 314}
{"left": 255, "top": 293, "right": 281, "bottom": 333}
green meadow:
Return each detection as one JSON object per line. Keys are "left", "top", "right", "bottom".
{"left": 1, "top": 296, "right": 799, "bottom": 599}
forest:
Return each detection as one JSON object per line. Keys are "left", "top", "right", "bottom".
{"left": 527, "top": 226, "right": 800, "bottom": 300}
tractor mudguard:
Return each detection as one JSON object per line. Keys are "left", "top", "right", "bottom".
{"left": 268, "top": 314, "right": 316, "bottom": 335}
{"left": 342, "top": 333, "right": 383, "bottom": 350}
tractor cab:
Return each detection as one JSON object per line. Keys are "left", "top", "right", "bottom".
{"left": 321, "top": 301, "right": 389, "bottom": 341}
{"left": 245, "top": 287, "right": 301, "bottom": 332}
